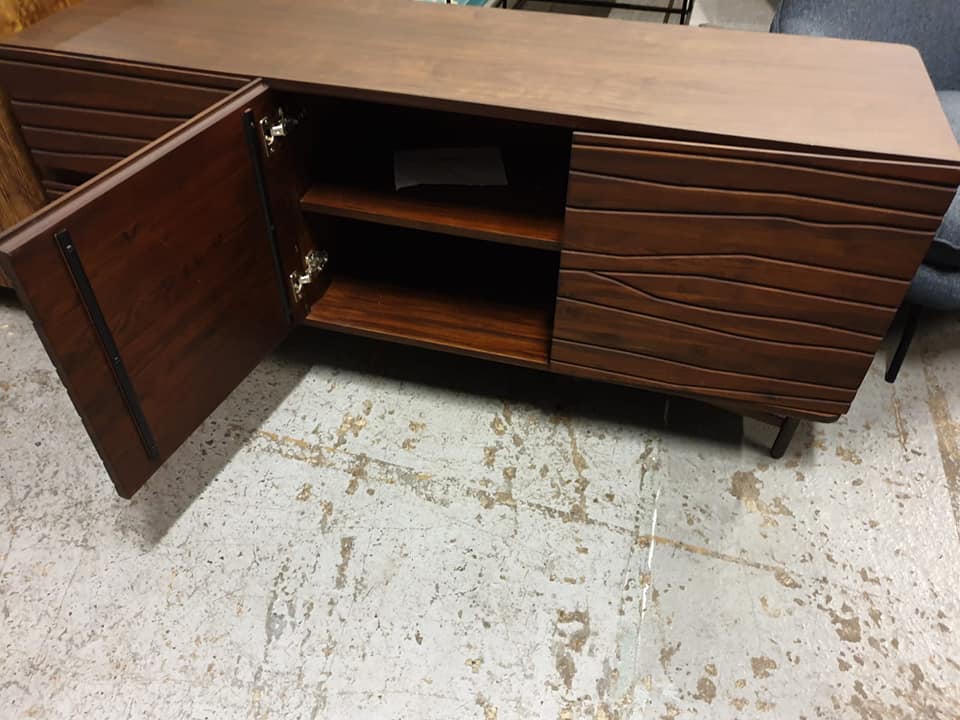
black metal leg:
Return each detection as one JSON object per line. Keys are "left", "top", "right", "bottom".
{"left": 885, "top": 303, "right": 921, "bottom": 383}
{"left": 770, "top": 417, "right": 800, "bottom": 459}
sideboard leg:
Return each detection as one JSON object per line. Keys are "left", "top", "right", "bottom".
{"left": 885, "top": 302, "right": 921, "bottom": 384}
{"left": 770, "top": 417, "right": 800, "bottom": 459}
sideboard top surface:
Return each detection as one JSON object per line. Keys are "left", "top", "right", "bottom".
{"left": 2, "top": 0, "right": 959, "bottom": 163}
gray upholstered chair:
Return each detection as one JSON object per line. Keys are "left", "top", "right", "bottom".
{"left": 771, "top": 0, "right": 960, "bottom": 382}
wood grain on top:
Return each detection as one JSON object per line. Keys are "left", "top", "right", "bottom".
{"left": 2, "top": 0, "right": 958, "bottom": 163}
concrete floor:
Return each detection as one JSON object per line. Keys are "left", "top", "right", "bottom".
{"left": 2, "top": 283, "right": 960, "bottom": 719}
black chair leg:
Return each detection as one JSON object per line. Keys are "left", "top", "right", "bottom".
{"left": 770, "top": 417, "right": 799, "bottom": 459}
{"left": 885, "top": 303, "right": 921, "bottom": 383}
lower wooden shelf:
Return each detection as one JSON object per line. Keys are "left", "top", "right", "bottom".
{"left": 303, "top": 274, "right": 552, "bottom": 368}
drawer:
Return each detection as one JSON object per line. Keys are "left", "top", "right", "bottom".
{"left": 0, "top": 58, "right": 231, "bottom": 117}
{"left": 0, "top": 49, "right": 246, "bottom": 181}
{"left": 570, "top": 136, "right": 959, "bottom": 217}
{"left": 41, "top": 180, "right": 77, "bottom": 202}
{"left": 553, "top": 134, "right": 960, "bottom": 417}
{"left": 552, "top": 338, "right": 854, "bottom": 419}
{"left": 11, "top": 101, "right": 184, "bottom": 141}
{"left": 21, "top": 127, "right": 150, "bottom": 177}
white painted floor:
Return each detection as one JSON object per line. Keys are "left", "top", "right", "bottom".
{"left": 2, "top": 289, "right": 960, "bottom": 718}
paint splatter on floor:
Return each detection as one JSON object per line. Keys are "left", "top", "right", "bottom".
{"left": 2, "top": 296, "right": 960, "bottom": 719}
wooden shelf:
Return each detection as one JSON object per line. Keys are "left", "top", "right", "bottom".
{"left": 301, "top": 182, "right": 563, "bottom": 251}
{"left": 304, "top": 274, "right": 552, "bottom": 368}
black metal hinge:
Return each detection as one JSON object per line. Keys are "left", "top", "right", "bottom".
{"left": 242, "top": 107, "right": 294, "bottom": 322}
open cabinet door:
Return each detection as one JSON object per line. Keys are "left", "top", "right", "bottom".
{"left": 0, "top": 81, "right": 314, "bottom": 497}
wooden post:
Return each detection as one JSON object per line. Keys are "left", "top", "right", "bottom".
{"left": 0, "top": 89, "right": 44, "bottom": 288}
{"left": 0, "top": 0, "right": 79, "bottom": 287}
{"left": 0, "top": 0, "right": 76, "bottom": 34}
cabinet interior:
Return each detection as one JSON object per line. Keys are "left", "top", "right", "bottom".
{"left": 290, "top": 93, "right": 570, "bottom": 367}
{"left": 295, "top": 94, "right": 571, "bottom": 250}
{"left": 302, "top": 217, "right": 559, "bottom": 367}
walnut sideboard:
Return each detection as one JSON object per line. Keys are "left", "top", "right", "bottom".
{"left": 0, "top": 0, "right": 958, "bottom": 498}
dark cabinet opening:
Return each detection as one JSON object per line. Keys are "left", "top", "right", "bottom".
{"left": 302, "top": 217, "right": 559, "bottom": 367}
{"left": 292, "top": 94, "right": 571, "bottom": 251}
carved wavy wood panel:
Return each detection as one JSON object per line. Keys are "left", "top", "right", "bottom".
{"left": 560, "top": 250, "right": 907, "bottom": 306}
{"left": 563, "top": 208, "right": 931, "bottom": 280}
{"left": 552, "top": 340, "right": 852, "bottom": 418}
{"left": 568, "top": 171, "right": 942, "bottom": 231}
{"left": 558, "top": 270, "right": 882, "bottom": 352}
{"left": 574, "top": 133, "right": 960, "bottom": 186}
{"left": 551, "top": 134, "right": 953, "bottom": 416}
{"left": 554, "top": 298, "right": 873, "bottom": 389}
{"left": 571, "top": 144, "right": 958, "bottom": 215}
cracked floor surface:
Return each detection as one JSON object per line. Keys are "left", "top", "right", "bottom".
{"left": 1, "top": 291, "right": 959, "bottom": 719}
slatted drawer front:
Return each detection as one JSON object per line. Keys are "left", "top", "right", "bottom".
{"left": 0, "top": 49, "right": 246, "bottom": 187}
{"left": 554, "top": 133, "right": 960, "bottom": 418}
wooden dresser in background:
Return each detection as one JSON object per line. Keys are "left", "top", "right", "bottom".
{"left": 0, "top": 0, "right": 80, "bottom": 288}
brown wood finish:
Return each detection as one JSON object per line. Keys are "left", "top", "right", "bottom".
{"left": 554, "top": 298, "right": 872, "bottom": 389}
{"left": 0, "top": 46, "right": 248, "bottom": 89}
{"left": 30, "top": 148, "right": 121, "bottom": 176}
{"left": 557, "top": 267, "right": 896, "bottom": 336}
{"left": 563, "top": 209, "right": 937, "bottom": 281}
{"left": 41, "top": 179, "right": 76, "bottom": 200}
{"left": 567, "top": 172, "right": 944, "bottom": 231}
{"left": 553, "top": 338, "right": 854, "bottom": 404}
{"left": 304, "top": 275, "right": 551, "bottom": 369}
{"left": 0, "top": 49, "right": 245, "bottom": 183}
{"left": 3, "top": 0, "right": 959, "bottom": 163}
{"left": 0, "top": 59, "right": 233, "bottom": 116}
{"left": 0, "top": 0, "right": 72, "bottom": 292}
{"left": 301, "top": 182, "right": 563, "bottom": 251}
{"left": 12, "top": 101, "right": 189, "bottom": 140}
{"left": 21, "top": 126, "right": 149, "bottom": 157}
{"left": 574, "top": 134, "right": 960, "bottom": 187}
{"left": 553, "top": 359, "right": 845, "bottom": 425}
{"left": 552, "top": 134, "right": 957, "bottom": 416}
{"left": 558, "top": 270, "right": 881, "bottom": 353}
{"left": 550, "top": 348, "right": 851, "bottom": 420}
{"left": 570, "top": 144, "right": 957, "bottom": 215}
{"left": 304, "top": 220, "right": 557, "bottom": 368}
{"left": 0, "top": 90, "right": 44, "bottom": 244}
{"left": 0, "top": 82, "right": 304, "bottom": 497}
{"left": 559, "top": 252, "right": 907, "bottom": 307}
{"left": 0, "top": 0, "right": 78, "bottom": 35}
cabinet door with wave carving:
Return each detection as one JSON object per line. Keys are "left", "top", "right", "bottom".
{"left": 551, "top": 133, "right": 960, "bottom": 420}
